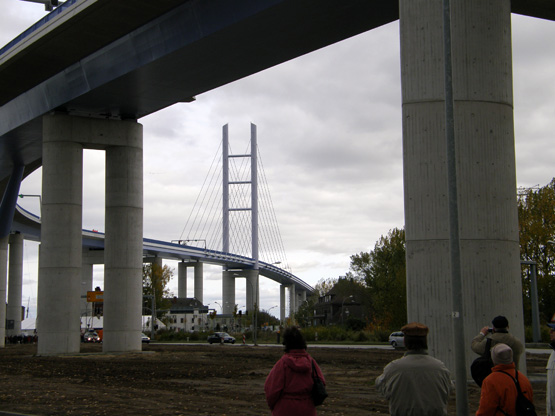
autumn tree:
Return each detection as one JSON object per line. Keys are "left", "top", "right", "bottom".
{"left": 143, "top": 263, "right": 174, "bottom": 319}
{"left": 349, "top": 227, "right": 406, "bottom": 329}
{"left": 518, "top": 178, "right": 555, "bottom": 324}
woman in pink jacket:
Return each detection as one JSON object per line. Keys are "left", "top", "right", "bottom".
{"left": 264, "top": 327, "right": 326, "bottom": 416}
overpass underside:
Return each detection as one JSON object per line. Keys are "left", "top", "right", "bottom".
{"left": 0, "top": 0, "right": 553, "bottom": 363}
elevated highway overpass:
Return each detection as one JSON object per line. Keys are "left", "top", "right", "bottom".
{"left": 14, "top": 204, "right": 313, "bottom": 293}
{"left": 1, "top": 0, "right": 554, "bottom": 379}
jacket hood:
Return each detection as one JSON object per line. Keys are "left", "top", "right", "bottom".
{"left": 282, "top": 350, "right": 312, "bottom": 373}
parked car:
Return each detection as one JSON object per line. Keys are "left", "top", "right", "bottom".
{"left": 83, "top": 331, "right": 101, "bottom": 343}
{"left": 388, "top": 331, "right": 405, "bottom": 348}
{"left": 141, "top": 333, "right": 150, "bottom": 344}
{"left": 207, "top": 332, "right": 236, "bottom": 344}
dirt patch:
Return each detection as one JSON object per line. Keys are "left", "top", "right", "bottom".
{"left": 0, "top": 343, "right": 549, "bottom": 415}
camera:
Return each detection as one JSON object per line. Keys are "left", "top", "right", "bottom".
{"left": 487, "top": 328, "right": 493, "bottom": 333}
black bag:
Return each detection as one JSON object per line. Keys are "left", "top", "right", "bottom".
{"left": 311, "top": 360, "right": 327, "bottom": 406}
{"left": 497, "top": 370, "right": 537, "bottom": 416}
{"left": 471, "top": 337, "right": 493, "bottom": 387}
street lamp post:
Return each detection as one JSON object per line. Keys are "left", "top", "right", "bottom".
{"left": 18, "top": 194, "right": 42, "bottom": 216}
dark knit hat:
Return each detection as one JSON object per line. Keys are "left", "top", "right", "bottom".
{"left": 492, "top": 316, "right": 509, "bottom": 329}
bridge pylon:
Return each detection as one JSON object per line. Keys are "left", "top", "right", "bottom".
{"left": 221, "top": 124, "right": 260, "bottom": 316}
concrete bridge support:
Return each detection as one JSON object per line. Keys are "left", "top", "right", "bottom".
{"left": 0, "top": 235, "right": 8, "bottom": 346}
{"left": 38, "top": 119, "right": 83, "bottom": 355}
{"left": 37, "top": 113, "right": 143, "bottom": 355}
{"left": 280, "top": 285, "right": 286, "bottom": 324}
{"left": 177, "top": 261, "right": 203, "bottom": 302}
{"left": 194, "top": 262, "right": 203, "bottom": 303}
{"left": 245, "top": 270, "right": 259, "bottom": 312}
{"left": 178, "top": 261, "right": 187, "bottom": 298}
{"left": 400, "top": 0, "right": 523, "bottom": 373}
{"left": 103, "top": 129, "right": 143, "bottom": 353}
{"left": 288, "top": 284, "right": 295, "bottom": 318}
{"left": 222, "top": 269, "right": 236, "bottom": 314}
{"left": 7, "top": 232, "right": 23, "bottom": 337}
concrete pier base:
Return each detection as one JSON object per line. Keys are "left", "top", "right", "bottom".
{"left": 0, "top": 235, "right": 8, "bottom": 347}
{"left": 288, "top": 284, "right": 295, "bottom": 318}
{"left": 222, "top": 270, "right": 235, "bottom": 314}
{"left": 194, "top": 262, "right": 203, "bottom": 303}
{"left": 400, "top": 0, "right": 523, "bottom": 373}
{"left": 37, "top": 113, "right": 143, "bottom": 355}
{"left": 280, "top": 285, "right": 286, "bottom": 324}
{"left": 7, "top": 232, "right": 23, "bottom": 337}
{"left": 178, "top": 261, "right": 187, "bottom": 298}
{"left": 38, "top": 118, "right": 83, "bottom": 355}
{"left": 245, "top": 270, "right": 259, "bottom": 312}
{"left": 103, "top": 129, "right": 143, "bottom": 353}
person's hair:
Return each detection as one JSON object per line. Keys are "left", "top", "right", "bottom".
{"left": 282, "top": 326, "right": 307, "bottom": 352}
{"left": 404, "top": 335, "right": 427, "bottom": 350}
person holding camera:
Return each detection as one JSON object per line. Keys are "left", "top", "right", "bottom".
{"left": 471, "top": 315, "right": 524, "bottom": 369}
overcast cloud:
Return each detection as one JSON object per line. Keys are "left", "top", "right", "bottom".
{"left": 1, "top": 3, "right": 554, "bottom": 318}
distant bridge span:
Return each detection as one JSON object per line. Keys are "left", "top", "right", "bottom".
{"left": 14, "top": 205, "right": 313, "bottom": 293}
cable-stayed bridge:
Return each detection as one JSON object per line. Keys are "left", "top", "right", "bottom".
{"left": 10, "top": 123, "right": 313, "bottom": 323}
{"left": 1, "top": 0, "right": 554, "bottom": 388}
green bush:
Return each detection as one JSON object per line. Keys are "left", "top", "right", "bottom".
{"left": 524, "top": 325, "right": 552, "bottom": 343}
{"left": 371, "top": 327, "right": 391, "bottom": 343}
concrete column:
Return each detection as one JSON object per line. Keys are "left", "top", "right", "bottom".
{"left": 178, "top": 261, "right": 187, "bottom": 298}
{"left": 194, "top": 262, "right": 203, "bottom": 303}
{"left": 280, "top": 285, "right": 286, "bottom": 324}
{"left": 400, "top": 0, "right": 522, "bottom": 373}
{"left": 103, "top": 122, "right": 143, "bottom": 353}
{"left": 7, "top": 233, "right": 23, "bottom": 337}
{"left": 38, "top": 116, "right": 83, "bottom": 355}
{"left": 0, "top": 235, "right": 8, "bottom": 347}
{"left": 288, "top": 284, "right": 296, "bottom": 318}
{"left": 245, "top": 270, "right": 259, "bottom": 312}
{"left": 222, "top": 270, "right": 235, "bottom": 314}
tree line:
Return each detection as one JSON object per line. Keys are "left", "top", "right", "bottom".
{"left": 299, "top": 177, "right": 555, "bottom": 334}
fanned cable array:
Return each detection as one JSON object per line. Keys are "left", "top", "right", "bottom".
{"left": 178, "top": 134, "right": 292, "bottom": 274}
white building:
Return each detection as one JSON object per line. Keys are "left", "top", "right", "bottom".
{"left": 165, "top": 298, "right": 209, "bottom": 333}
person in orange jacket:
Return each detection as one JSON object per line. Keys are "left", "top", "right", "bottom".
{"left": 476, "top": 343, "right": 534, "bottom": 416}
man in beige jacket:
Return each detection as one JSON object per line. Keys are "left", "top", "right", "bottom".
{"left": 376, "top": 322, "right": 453, "bottom": 416}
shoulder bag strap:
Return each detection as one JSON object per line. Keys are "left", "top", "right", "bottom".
{"left": 496, "top": 370, "right": 521, "bottom": 415}
{"left": 312, "top": 359, "right": 322, "bottom": 382}
{"left": 484, "top": 337, "right": 493, "bottom": 354}
{"left": 498, "top": 370, "right": 523, "bottom": 394}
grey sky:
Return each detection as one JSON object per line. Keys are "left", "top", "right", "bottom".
{"left": 2, "top": 3, "right": 554, "bottom": 317}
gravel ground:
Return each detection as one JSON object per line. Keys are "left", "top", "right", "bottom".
{"left": 0, "top": 343, "right": 549, "bottom": 415}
